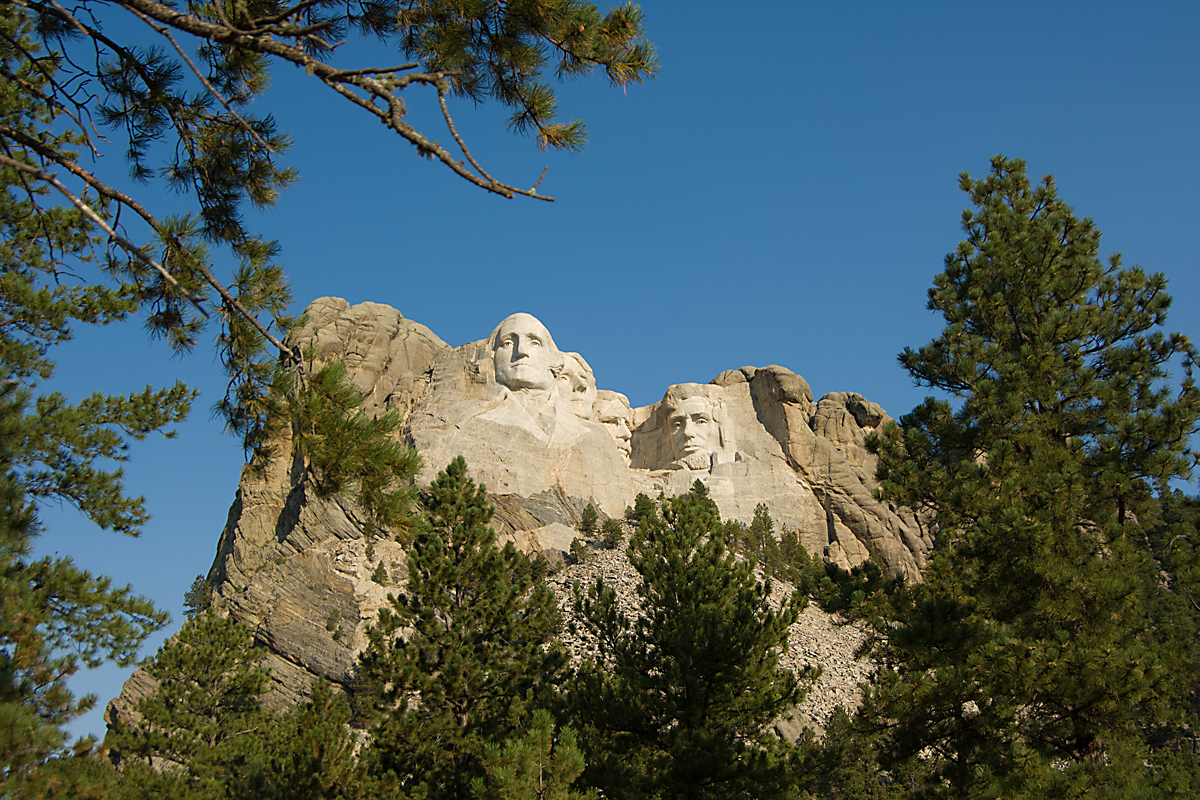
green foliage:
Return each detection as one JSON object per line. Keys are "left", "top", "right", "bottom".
{"left": 226, "top": 680, "right": 364, "bottom": 800}
{"left": 359, "top": 457, "right": 567, "bottom": 799}
{"left": 862, "top": 156, "right": 1200, "bottom": 797}
{"left": 397, "top": 1, "right": 657, "bottom": 151}
{"left": 570, "top": 537, "right": 592, "bottom": 564}
{"left": 871, "top": 155, "right": 1199, "bottom": 528}
{"left": 571, "top": 483, "right": 814, "bottom": 800}
{"left": 469, "top": 708, "right": 594, "bottom": 800}
{"left": 629, "top": 492, "right": 657, "bottom": 524}
{"left": 370, "top": 561, "right": 388, "bottom": 586}
{"left": 779, "top": 526, "right": 805, "bottom": 568}
{"left": 600, "top": 517, "right": 623, "bottom": 550}
{"left": 1141, "top": 491, "right": 1200, "bottom": 786}
{"left": 182, "top": 575, "right": 214, "bottom": 620}
{"left": 287, "top": 361, "right": 422, "bottom": 536}
{"left": 796, "top": 708, "right": 905, "bottom": 800}
{"left": 0, "top": 12, "right": 198, "bottom": 534}
{"left": 0, "top": 390, "right": 168, "bottom": 796}
{"left": 579, "top": 503, "right": 599, "bottom": 536}
{"left": 808, "top": 559, "right": 903, "bottom": 618}
{"left": 7, "top": 750, "right": 122, "bottom": 799}
{"left": 744, "top": 502, "right": 773, "bottom": 561}
{"left": 105, "top": 611, "right": 270, "bottom": 798}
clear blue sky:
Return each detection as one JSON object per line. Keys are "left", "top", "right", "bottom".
{"left": 36, "top": 1, "right": 1200, "bottom": 741}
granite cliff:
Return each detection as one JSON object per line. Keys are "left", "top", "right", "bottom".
{"left": 107, "top": 298, "right": 930, "bottom": 731}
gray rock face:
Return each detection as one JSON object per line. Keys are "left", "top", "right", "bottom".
{"left": 107, "top": 298, "right": 931, "bottom": 729}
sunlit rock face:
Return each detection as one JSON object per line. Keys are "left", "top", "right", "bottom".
{"left": 107, "top": 298, "right": 932, "bottom": 726}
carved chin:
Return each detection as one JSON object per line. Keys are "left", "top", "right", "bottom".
{"left": 675, "top": 451, "right": 712, "bottom": 471}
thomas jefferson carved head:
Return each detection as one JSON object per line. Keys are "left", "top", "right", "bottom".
{"left": 559, "top": 352, "right": 597, "bottom": 419}
{"left": 489, "top": 313, "right": 563, "bottom": 392}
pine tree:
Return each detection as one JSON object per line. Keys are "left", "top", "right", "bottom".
{"left": 580, "top": 503, "right": 599, "bottom": 536}
{"left": 571, "top": 483, "right": 815, "bottom": 800}
{"left": 105, "top": 611, "right": 270, "bottom": 799}
{"left": 630, "top": 493, "right": 657, "bottom": 524}
{"left": 601, "top": 518, "right": 623, "bottom": 550}
{"left": 863, "top": 156, "right": 1200, "bottom": 797}
{"left": 748, "top": 502, "right": 774, "bottom": 562}
{"left": 1140, "top": 491, "right": 1200, "bottom": 792}
{"left": 0, "top": 388, "right": 167, "bottom": 796}
{"left": 226, "top": 680, "right": 364, "bottom": 800}
{"left": 358, "top": 457, "right": 569, "bottom": 799}
{"left": 797, "top": 708, "right": 905, "bottom": 800}
{"left": 469, "top": 708, "right": 593, "bottom": 800}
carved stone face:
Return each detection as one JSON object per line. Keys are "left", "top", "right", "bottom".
{"left": 594, "top": 391, "right": 632, "bottom": 463}
{"left": 559, "top": 353, "right": 597, "bottom": 419}
{"left": 493, "top": 313, "right": 558, "bottom": 391}
{"left": 667, "top": 396, "right": 716, "bottom": 468}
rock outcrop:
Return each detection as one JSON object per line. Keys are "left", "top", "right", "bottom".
{"left": 107, "top": 298, "right": 931, "bottom": 729}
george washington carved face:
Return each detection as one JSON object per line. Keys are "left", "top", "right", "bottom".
{"left": 491, "top": 313, "right": 561, "bottom": 392}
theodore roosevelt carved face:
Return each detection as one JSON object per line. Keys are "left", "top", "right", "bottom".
{"left": 491, "top": 313, "right": 562, "bottom": 392}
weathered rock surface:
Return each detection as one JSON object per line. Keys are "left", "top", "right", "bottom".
{"left": 108, "top": 298, "right": 928, "bottom": 732}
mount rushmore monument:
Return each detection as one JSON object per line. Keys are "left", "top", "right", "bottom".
{"left": 108, "top": 298, "right": 933, "bottom": 720}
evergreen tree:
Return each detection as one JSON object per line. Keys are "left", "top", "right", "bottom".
{"left": 359, "top": 457, "right": 569, "bottom": 799}
{"left": 630, "top": 493, "right": 657, "bottom": 524}
{"left": 181, "top": 576, "right": 213, "bottom": 620}
{"left": 863, "top": 156, "right": 1200, "bottom": 797}
{"left": 227, "top": 680, "right": 364, "bottom": 800}
{"left": 1140, "top": 491, "right": 1200, "bottom": 792}
{"left": 600, "top": 518, "right": 623, "bottom": 550}
{"left": 571, "top": 483, "right": 815, "bottom": 800}
{"left": 284, "top": 360, "right": 423, "bottom": 535}
{"left": 105, "top": 611, "right": 270, "bottom": 799}
{"left": 797, "top": 708, "right": 905, "bottom": 800}
{"left": 580, "top": 503, "right": 599, "bottom": 536}
{"left": 0, "top": 388, "right": 167, "bottom": 796}
{"left": 747, "top": 502, "right": 774, "bottom": 564}
{"left": 470, "top": 708, "right": 594, "bottom": 800}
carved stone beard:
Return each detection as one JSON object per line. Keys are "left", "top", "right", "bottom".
{"left": 676, "top": 450, "right": 712, "bottom": 471}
